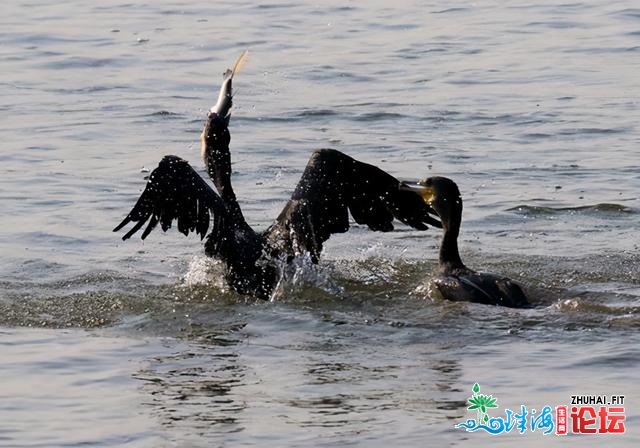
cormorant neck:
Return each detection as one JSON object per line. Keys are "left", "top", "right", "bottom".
{"left": 206, "top": 144, "right": 234, "bottom": 199}
{"left": 201, "top": 131, "right": 247, "bottom": 228}
{"left": 438, "top": 205, "right": 465, "bottom": 272}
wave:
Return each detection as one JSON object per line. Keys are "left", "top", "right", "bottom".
{"left": 232, "top": 109, "right": 411, "bottom": 124}
{"left": 1, "top": 252, "right": 638, "bottom": 336}
{"left": 508, "top": 203, "right": 635, "bottom": 216}
{"left": 147, "top": 110, "right": 183, "bottom": 118}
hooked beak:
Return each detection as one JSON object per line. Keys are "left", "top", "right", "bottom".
{"left": 399, "top": 181, "right": 436, "bottom": 205}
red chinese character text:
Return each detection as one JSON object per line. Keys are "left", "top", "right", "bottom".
{"left": 571, "top": 406, "right": 597, "bottom": 434}
{"left": 570, "top": 406, "right": 626, "bottom": 434}
{"left": 598, "top": 407, "right": 626, "bottom": 434}
{"left": 556, "top": 406, "right": 568, "bottom": 436}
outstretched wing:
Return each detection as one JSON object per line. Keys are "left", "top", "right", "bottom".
{"left": 114, "top": 155, "right": 227, "bottom": 241}
{"left": 265, "top": 149, "right": 441, "bottom": 261}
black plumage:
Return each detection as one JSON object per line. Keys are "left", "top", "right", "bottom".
{"left": 115, "top": 150, "right": 441, "bottom": 300}
{"left": 401, "top": 177, "right": 529, "bottom": 308}
{"left": 115, "top": 56, "right": 440, "bottom": 299}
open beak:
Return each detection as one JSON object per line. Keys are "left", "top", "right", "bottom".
{"left": 399, "top": 181, "right": 436, "bottom": 205}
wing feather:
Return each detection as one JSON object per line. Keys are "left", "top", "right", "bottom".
{"left": 114, "top": 155, "right": 227, "bottom": 241}
{"left": 266, "top": 149, "right": 441, "bottom": 261}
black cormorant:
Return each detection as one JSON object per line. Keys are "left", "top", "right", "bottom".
{"left": 114, "top": 53, "right": 441, "bottom": 299}
{"left": 400, "top": 177, "right": 529, "bottom": 308}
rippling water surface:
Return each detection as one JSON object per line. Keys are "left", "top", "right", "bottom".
{"left": 1, "top": 0, "right": 639, "bottom": 446}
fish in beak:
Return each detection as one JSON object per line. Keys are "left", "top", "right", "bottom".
{"left": 210, "top": 49, "right": 249, "bottom": 121}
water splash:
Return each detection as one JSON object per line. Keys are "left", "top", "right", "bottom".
{"left": 269, "top": 253, "right": 345, "bottom": 302}
{"left": 182, "top": 255, "right": 228, "bottom": 291}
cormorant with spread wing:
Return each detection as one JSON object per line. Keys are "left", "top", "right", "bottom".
{"left": 115, "top": 53, "right": 441, "bottom": 299}
{"left": 400, "top": 177, "right": 529, "bottom": 307}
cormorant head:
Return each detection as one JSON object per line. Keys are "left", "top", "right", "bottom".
{"left": 400, "top": 176, "right": 463, "bottom": 229}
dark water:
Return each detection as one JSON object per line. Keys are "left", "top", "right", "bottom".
{"left": 1, "top": 0, "right": 639, "bottom": 446}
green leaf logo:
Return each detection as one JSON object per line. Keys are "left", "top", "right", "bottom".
{"left": 467, "top": 383, "right": 499, "bottom": 425}
{"left": 467, "top": 394, "right": 498, "bottom": 411}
